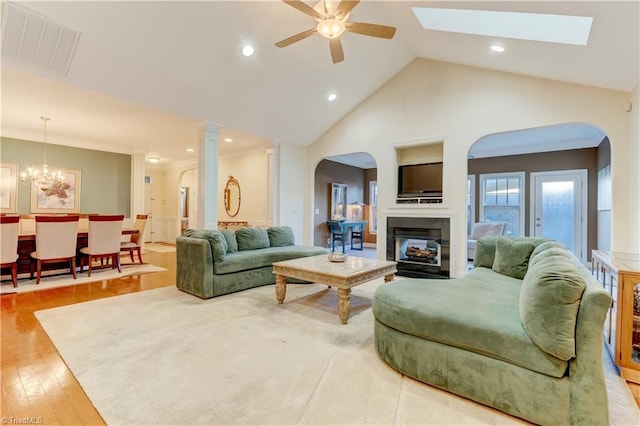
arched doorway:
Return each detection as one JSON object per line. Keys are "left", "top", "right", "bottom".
{"left": 313, "top": 152, "right": 378, "bottom": 257}
{"left": 466, "top": 122, "right": 609, "bottom": 264}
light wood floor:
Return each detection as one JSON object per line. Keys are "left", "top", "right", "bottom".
{"left": 1, "top": 249, "right": 175, "bottom": 425}
{"left": 1, "top": 248, "right": 639, "bottom": 425}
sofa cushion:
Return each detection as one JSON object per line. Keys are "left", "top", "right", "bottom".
{"left": 530, "top": 246, "right": 573, "bottom": 268}
{"left": 492, "top": 237, "right": 535, "bottom": 279}
{"left": 183, "top": 229, "right": 226, "bottom": 262}
{"left": 519, "top": 255, "right": 586, "bottom": 361}
{"left": 236, "top": 227, "right": 270, "bottom": 251}
{"left": 473, "top": 236, "right": 499, "bottom": 268}
{"left": 220, "top": 229, "right": 238, "bottom": 253}
{"left": 372, "top": 267, "right": 569, "bottom": 378}
{"left": 267, "top": 226, "right": 295, "bottom": 247}
{"left": 474, "top": 236, "right": 551, "bottom": 269}
{"left": 214, "top": 246, "right": 327, "bottom": 275}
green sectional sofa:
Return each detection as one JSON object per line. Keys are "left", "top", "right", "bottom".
{"left": 176, "top": 226, "right": 327, "bottom": 299}
{"left": 373, "top": 236, "right": 611, "bottom": 425}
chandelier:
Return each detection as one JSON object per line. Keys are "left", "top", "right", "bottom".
{"left": 21, "top": 117, "right": 65, "bottom": 191}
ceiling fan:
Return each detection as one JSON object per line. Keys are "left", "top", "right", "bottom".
{"left": 275, "top": 0, "right": 396, "bottom": 64}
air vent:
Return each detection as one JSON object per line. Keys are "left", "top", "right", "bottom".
{"left": 1, "top": 1, "right": 80, "bottom": 76}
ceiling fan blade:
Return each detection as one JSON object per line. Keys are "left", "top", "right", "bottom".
{"left": 275, "top": 28, "right": 317, "bottom": 48}
{"left": 345, "top": 22, "right": 396, "bottom": 39}
{"left": 282, "top": 0, "right": 326, "bottom": 20}
{"left": 334, "top": 0, "right": 360, "bottom": 19}
{"left": 329, "top": 37, "right": 344, "bottom": 64}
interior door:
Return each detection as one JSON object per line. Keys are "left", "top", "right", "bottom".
{"left": 531, "top": 170, "right": 587, "bottom": 262}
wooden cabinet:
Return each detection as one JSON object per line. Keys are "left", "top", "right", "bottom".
{"left": 592, "top": 250, "right": 640, "bottom": 383}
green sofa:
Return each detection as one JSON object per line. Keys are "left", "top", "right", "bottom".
{"left": 176, "top": 226, "right": 327, "bottom": 299}
{"left": 373, "top": 237, "right": 612, "bottom": 425}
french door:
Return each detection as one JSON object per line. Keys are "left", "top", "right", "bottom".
{"left": 530, "top": 170, "right": 587, "bottom": 262}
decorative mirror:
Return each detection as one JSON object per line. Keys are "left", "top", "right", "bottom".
{"left": 330, "top": 183, "right": 347, "bottom": 220}
{"left": 224, "top": 175, "right": 241, "bottom": 217}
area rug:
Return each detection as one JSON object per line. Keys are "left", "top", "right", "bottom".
{"left": 35, "top": 281, "right": 639, "bottom": 425}
{"left": 143, "top": 243, "right": 176, "bottom": 253}
{"left": 1, "top": 263, "right": 166, "bottom": 294}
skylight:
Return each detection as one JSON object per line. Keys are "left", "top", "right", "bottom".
{"left": 412, "top": 7, "right": 593, "bottom": 46}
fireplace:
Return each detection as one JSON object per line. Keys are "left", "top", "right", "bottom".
{"left": 387, "top": 216, "right": 450, "bottom": 278}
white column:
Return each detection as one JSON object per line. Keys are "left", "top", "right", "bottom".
{"left": 266, "top": 139, "right": 280, "bottom": 226}
{"left": 197, "top": 121, "right": 220, "bottom": 230}
{"left": 131, "top": 152, "right": 146, "bottom": 219}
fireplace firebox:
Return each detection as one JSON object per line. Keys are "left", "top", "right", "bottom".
{"left": 387, "top": 217, "right": 450, "bottom": 278}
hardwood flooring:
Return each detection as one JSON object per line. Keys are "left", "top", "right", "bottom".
{"left": 1, "top": 250, "right": 175, "bottom": 425}
{"left": 1, "top": 247, "right": 639, "bottom": 425}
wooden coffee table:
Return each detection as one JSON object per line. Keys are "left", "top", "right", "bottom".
{"left": 272, "top": 254, "right": 397, "bottom": 324}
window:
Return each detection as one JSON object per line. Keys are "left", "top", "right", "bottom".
{"left": 369, "top": 181, "right": 378, "bottom": 234}
{"left": 480, "top": 172, "right": 525, "bottom": 236}
{"left": 467, "top": 175, "right": 476, "bottom": 236}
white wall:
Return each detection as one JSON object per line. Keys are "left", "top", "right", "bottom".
{"left": 217, "top": 149, "right": 269, "bottom": 226}
{"left": 145, "top": 148, "right": 272, "bottom": 242}
{"left": 278, "top": 143, "right": 307, "bottom": 243}
{"left": 308, "top": 59, "right": 634, "bottom": 276}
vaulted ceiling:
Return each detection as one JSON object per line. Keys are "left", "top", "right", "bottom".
{"left": 1, "top": 1, "right": 638, "bottom": 165}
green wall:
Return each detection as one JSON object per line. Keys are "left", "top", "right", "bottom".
{"left": 0, "top": 137, "right": 131, "bottom": 215}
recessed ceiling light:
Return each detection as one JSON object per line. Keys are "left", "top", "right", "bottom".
{"left": 327, "top": 93, "right": 337, "bottom": 102}
{"left": 147, "top": 157, "right": 160, "bottom": 163}
{"left": 242, "top": 45, "right": 254, "bottom": 57}
{"left": 186, "top": 148, "right": 194, "bottom": 153}
{"left": 412, "top": 7, "right": 593, "bottom": 46}
{"left": 491, "top": 44, "right": 505, "bottom": 53}
{"left": 224, "top": 137, "right": 233, "bottom": 143}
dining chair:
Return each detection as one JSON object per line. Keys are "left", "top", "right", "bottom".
{"left": 19, "top": 214, "right": 36, "bottom": 235}
{"left": 1, "top": 215, "right": 21, "bottom": 287}
{"left": 326, "top": 220, "right": 347, "bottom": 253}
{"left": 30, "top": 215, "right": 80, "bottom": 284}
{"left": 121, "top": 214, "right": 148, "bottom": 264}
{"left": 80, "top": 215, "right": 125, "bottom": 276}
{"left": 350, "top": 223, "right": 364, "bottom": 251}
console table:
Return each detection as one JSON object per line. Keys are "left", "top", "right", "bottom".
{"left": 591, "top": 250, "right": 640, "bottom": 383}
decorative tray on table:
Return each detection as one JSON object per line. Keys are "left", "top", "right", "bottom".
{"left": 328, "top": 252, "right": 347, "bottom": 263}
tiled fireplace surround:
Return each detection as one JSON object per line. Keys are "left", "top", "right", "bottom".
{"left": 386, "top": 216, "right": 451, "bottom": 279}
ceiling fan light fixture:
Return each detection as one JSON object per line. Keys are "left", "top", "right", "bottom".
{"left": 317, "top": 19, "right": 345, "bottom": 39}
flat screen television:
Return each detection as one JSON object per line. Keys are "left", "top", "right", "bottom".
{"left": 397, "top": 162, "right": 443, "bottom": 198}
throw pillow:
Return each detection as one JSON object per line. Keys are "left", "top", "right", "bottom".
{"left": 519, "top": 255, "right": 586, "bottom": 360}
{"left": 473, "top": 236, "right": 499, "bottom": 268}
{"left": 528, "top": 242, "right": 571, "bottom": 269}
{"left": 183, "top": 229, "right": 226, "bottom": 263}
{"left": 236, "top": 227, "right": 270, "bottom": 251}
{"left": 492, "top": 236, "right": 535, "bottom": 279}
{"left": 267, "top": 226, "right": 295, "bottom": 247}
{"left": 220, "top": 229, "right": 238, "bottom": 253}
